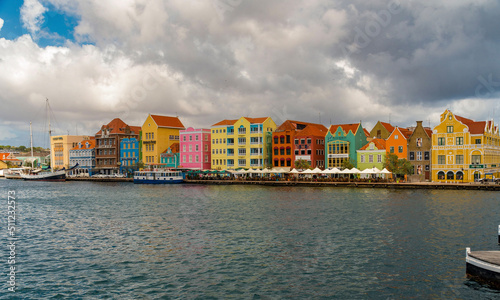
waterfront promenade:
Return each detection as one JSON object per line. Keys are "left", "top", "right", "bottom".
{"left": 65, "top": 177, "right": 500, "bottom": 191}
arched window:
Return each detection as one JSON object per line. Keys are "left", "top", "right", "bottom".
{"left": 446, "top": 171, "right": 454, "bottom": 180}
{"left": 437, "top": 171, "right": 445, "bottom": 180}
{"left": 456, "top": 171, "right": 463, "bottom": 180}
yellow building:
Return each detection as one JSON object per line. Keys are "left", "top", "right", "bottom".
{"left": 211, "top": 117, "right": 276, "bottom": 170}
{"left": 141, "top": 114, "right": 185, "bottom": 165}
{"left": 431, "top": 110, "right": 500, "bottom": 183}
{"left": 51, "top": 135, "right": 91, "bottom": 170}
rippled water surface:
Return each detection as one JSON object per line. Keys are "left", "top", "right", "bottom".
{"left": 1, "top": 179, "right": 500, "bottom": 299}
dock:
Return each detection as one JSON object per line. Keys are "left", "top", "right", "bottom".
{"left": 466, "top": 248, "right": 500, "bottom": 288}
{"left": 66, "top": 177, "right": 133, "bottom": 182}
{"left": 183, "top": 180, "right": 500, "bottom": 191}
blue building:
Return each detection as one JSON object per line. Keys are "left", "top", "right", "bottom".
{"left": 69, "top": 139, "right": 96, "bottom": 176}
{"left": 120, "top": 137, "right": 139, "bottom": 174}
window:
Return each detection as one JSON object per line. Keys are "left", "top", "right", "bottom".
{"left": 446, "top": 171, "right": 454, "bottom": 180}
{"left": 196, "top": 155, "right": 199, "bottom": 162}
{"left": 416, "top": 151, "right": 422, "bottom": 161}
{"left": 294, "top": 139, "right": 299, "bottom": 144}
{"left": 471, "top": 155, "right": 481, "bottom": 164}
{"left": 409, "top": 152, "right": 415, "bottom": 161}
{"left": 274, "top": 148, "right": 278, "bottom": 155}
{"left": 390, "top": 146, "right": 394, "bottom": 153}
{"left": 398, "top": 146, "right": 403, "bottom": 153}
{"left": 438, "top": 155, "right": 446, "bottom": 164}
{"left": 475, "top": 139, "right": 481, "bottom": 144}
{"left": 416, "top": 138, "right": 422, "bottom": 147}
{"left": 456, "top": 137, "right": 463, "bottom": 145}
{"left": 437, "top": 171, "right": 445, "bottom": 179}
{"left": 205, "top": 145, "right": 208, "bottom": 151}
{"left": 189, "top": 145, "right": 192, "bottom": 152}
{"left": 286, "top": 148, "right": 291, "bottom": 155}
{"left": 307, "top": 138, "right": 311, "bottom": 144}
{"left": 195, "top": 135, "right": 199, "bottom": 141}
{"left": 368, "top": 155, "right": 373, "bottom": 163}
{"left": 447, "top": 126, "right": 454, "bottom": 133}
{"left": 280, "top": 136, "right": 285, "bottom": 144}
{"left": 424, "top": 151, "right": 430, "bottom": 160}
{"left": 307, "top": 149, "right": 311, "bottom": 155}
{"left": 360, "top": 155, "right": 365, "bottom": 163}
{"left": 301, "top": 139, "right": 305, "bottom": 144}
{"left": 189, "top": 135, "right": 192, "bottom": 141}
{"left": 295, "top": 150, "right": 299, "bottom": 155}
{"left": 238, "top": 159, "right": 246, "bottom": 166}
{"left": 274, "top": 137, "right": 279, "bottom": 144}
{"left": 280, "top": 148, "right": 285, "bottom": 155}
{"left": 394, "top": 135, "right": 398, "bottom": 140}
{"left": 456, "top": 155, "right": 464, "bottom": 164}
{"left": 438, "top": 137, "right": 445, "bottom": 146}
{"left": 286, "top": 135, "right": 290, "bottom": 143}
{"left": 377, "top": 155, "right": 382, "bottom": 163}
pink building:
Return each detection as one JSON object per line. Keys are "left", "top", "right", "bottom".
{"left": 179, "top": 127, "right": 211, "bottom": 170}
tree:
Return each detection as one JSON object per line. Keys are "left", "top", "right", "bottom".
{"left": 295, "top": 159, "right": 311, "bottom": 170}
{"left": 341, "top": 158, "right": 355, "bottom": 169}
{"left": 385, "top": 154, "right": 413, "bottom": 178}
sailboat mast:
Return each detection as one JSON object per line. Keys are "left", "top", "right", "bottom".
{"left": 47, "top": 98, "right": 51, "bottom": 137}
{"left": 30, "top": 121, "right": 33, "bottom": 157}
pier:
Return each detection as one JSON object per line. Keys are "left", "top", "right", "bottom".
{"left": 466, "top": 248, "right": 500, "bottom": 289}
{"left": 183, "top": 180, "right": 500, "bottom": 191}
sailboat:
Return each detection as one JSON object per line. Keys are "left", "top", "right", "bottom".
{"left": 21, "top": 99, "right": 73, "bottom": 182}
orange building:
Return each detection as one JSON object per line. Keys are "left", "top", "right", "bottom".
{"left": 272, "top": 120, "right": 327, "bottom": 168}
{"left": 385, "top": 127, "right": 412, "bottom": 159}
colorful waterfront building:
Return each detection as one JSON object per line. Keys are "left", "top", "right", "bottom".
{"left": 141, "top": 114, "right": 185, "bottom": 166}
{"left": 211, "top": 117, "right": 276, "bottom": 170}
{"left": 160, "top": 143, "right": 180, "bottom": 168}
{"left": 356, "top": 138, "right": 387, "bottom": 170}
{"left": 51, "top": 135, "right": 91, "bottom": 170}
{"left": 325, "top": 123, "right": 368, "bottom": 168}
{"left": 95, "top": 118, "right": 140, "bottom": 175}
{"left": 120, "top": 137, "right": 139, "bottom": 174}
{"left": 272, "top": 120, "right": 327, "bottom": 169}
{"left": 69, "top": 138, "right": 96, "bottom": 176}
{"left": 369, "top": 121, "right": 395, "bottom": 140}
{"left": 179, "top": 127, "right": 211, "bottom": 170}
{"left": 407, "top": 121, "right": 433, "bottom": 181}
{"left": 0, "top": 153, "right": 22, "bottom": 167}
{"left": 431, "top": 110, "right": 500, "bottom": 183}
{"left": 385, "top": 127, "right": 413, "bottom": 160}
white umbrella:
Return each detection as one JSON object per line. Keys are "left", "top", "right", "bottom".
{"left": 361, "top": 168, "right": 375, "bottom": 174}
{"left": 289, "top": 168, "right": 299, "bottom": 174}
{"left": 320, "top": 169, "right": 332, "bottom": 174}
{"left": 373, "top": 167, "right": 381, "bottom": 173}
{"left": 380, "top": 168, "right": 392, "bottom": 174}
{"left": 262, "top": 168, "right": 272, "bottom": 173}
{"left": 301, "top": 169, "right": 314, "bottom": 174}
{"left": 350, "top": 168, "right": 361, "bottom": 174}
{"left": 330, "top": 167, "right": 341, "bottom": 174}
{"left": 340, "top": 168, "right": 352, "bottom": 174}
{"left": 311, "top": 167, "right": 322, "bottom": 173}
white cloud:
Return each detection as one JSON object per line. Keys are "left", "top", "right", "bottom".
{"left": 0, "top": 18, "right": 4, "bottom": 32}
{"left": 20, "top": 0, "right": 47, "bottom": 36}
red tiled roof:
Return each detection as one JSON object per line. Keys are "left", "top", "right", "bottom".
{"left": 363, "top": 128, "right": 370, "bottom": 137}
{"left": 95, "top": 118, "right": 139, "bottom": 136}
{"left": 276, "top": 120, "right": 298, "bottom": 132}
{"left": 212, "top": 119, "right": 238, "bottom": 126}
{"left": 150, "top": 115, "right": 185, "bottom": 129}
{"left": 329, "top": 123, "right": 360, "bottom": 135}
{"left": 130, "top": 126, "right": 141, "bottom": 135}
{"left": 455, "top": 114, "right": 488, "bottom": 134}
{"left": 399, "top": 128, "right": 413, "bottom": 139}
{"left": 162, "top": 142, "right": 180, "bottom": 154}
{"left": 424, "top": 128, "right": 433, "bottom": 137}
{"left": 359, "top": 138, "right": 386, "bottom": 150}
{"left": 295, "top": 124, "right": 328, "bottom": 137}
{"left": 70, "top": 139, "right": 96, "bottom": 150}
{"left": 380, "top": 122, "right": 395, "bottom": 133}
{"left": 244, "top": 117, "right": 269, "bottom": 124}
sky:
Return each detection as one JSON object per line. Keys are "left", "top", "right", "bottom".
{"left": 1, "top": 0, "right": 500, "bottom": 147}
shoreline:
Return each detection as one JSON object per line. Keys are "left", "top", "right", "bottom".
{"left": 65, "top": 177, "right": 500, "bottom": 191}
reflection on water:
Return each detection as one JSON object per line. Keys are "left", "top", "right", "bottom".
{"left": 1, "top": 179, "right": 499, "bottom": 299}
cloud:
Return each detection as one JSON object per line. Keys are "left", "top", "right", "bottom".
{"left": 2, "top": 0, "right": 500, "bottom": 146}
{"left": 20, "top": 0, "right": 47, "bottom": 36}
{"left": 0, "top": 18, "right": 4, "bottom": 32}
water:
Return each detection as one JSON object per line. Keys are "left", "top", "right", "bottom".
{"left": 1, "top": 179, "right": 500, "bottom": 299}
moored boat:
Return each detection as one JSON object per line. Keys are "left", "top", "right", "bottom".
{"left": 20, "top": 169, "right": 67, "bottom": 181}
{"left": 134, "top": 170, "right": 184, "bottom": 184}
{"left": 466, "top": 247, "right": 500, "bottom": 289}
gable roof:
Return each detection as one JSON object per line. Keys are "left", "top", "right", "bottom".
{"left": 70, "top": 139, "right": 96, "bottom": 151}
{"left": 150, "top": 115, "right": 185, "bottom": 129}
{"left": 0, "top": 153, "right": 20, "bottom": 162}
{"left": 359, "top": 138, "right": 386, "bottom": 150}
{"left": 380, "top": 122, "right": 395, "bottom": 133}
{"left": 276, "top": 120, "right": 327, "bottom": 133}
{"left": 212, "top": 119, "right": 238, "bottom": 127}
{"left": 454, "top": 114, "right": 488, "bottom": 134}
{"left": 163, "top": 142, "right": 180, "bottom": 154}
{"left": 329, "top": 123, "right": 361, "bottom": 136}
{"left": 424, "top": 128, "right": 433, "bottom": 138}
{"left": 95, "top": 118, "right": 140, "bottom": 136}
{"left": 244, "top": 117, "right": 269, "bottom": 124}
{"left": 295, "top": 124, "right": 328, "bottom": 137}
{"left": 399, "top": 128, "right": 413, "bottom": 139}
